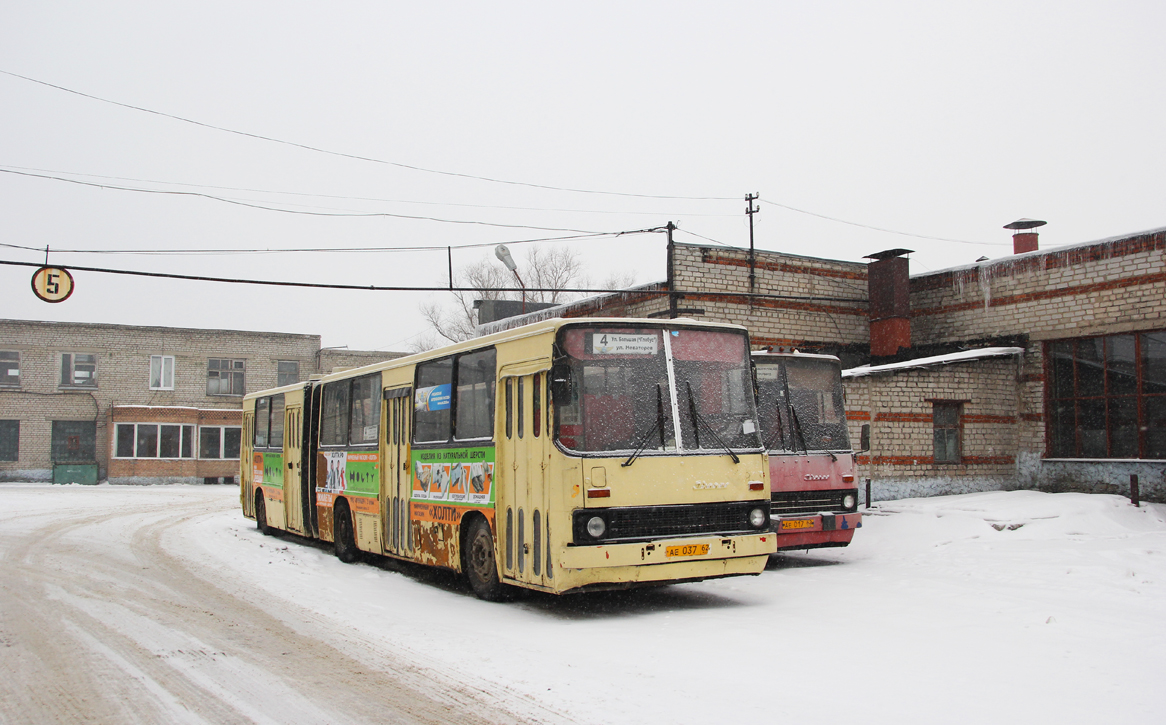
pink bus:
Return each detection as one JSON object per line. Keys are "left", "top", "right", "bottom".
{"left": 754, "top": 351, "right": 862, "bottom": 551}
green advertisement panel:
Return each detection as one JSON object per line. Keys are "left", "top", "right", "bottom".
{"left": 253, "top": 452, "right": 284, "bottom": 488}
{"left": 410, "top": 446, "right": 494, "bottom": 507}
{"left": 320, "top": 450, "right": 380, "bottom": 497}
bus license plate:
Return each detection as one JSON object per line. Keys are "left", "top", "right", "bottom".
{"left": 780, "top": 519, "right": 815, "bottom": 530}
{"left": 666, "top": 543, "right": 710, "bottom": 558}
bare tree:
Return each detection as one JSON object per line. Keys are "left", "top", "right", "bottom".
{"left": 418, "top": 246, "right": 588, "bottom": 346}
{"left": 523, "top": 246, "right": 586, "bottom": 304}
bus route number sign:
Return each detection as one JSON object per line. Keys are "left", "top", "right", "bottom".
{"left": 592, "top": 333, "right": 657, "bottom": 355}
{"left": 31, "top": 266, "right": 75, "bottom": 303}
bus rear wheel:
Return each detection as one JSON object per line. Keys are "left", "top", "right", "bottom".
{"left": 333, "top": 500, "right": 359, "bottom": 563}
{"left": 464, "top": 517, "right": 509, "bottom": 601}
{"left": 255, "top": 491, "right": 270, "bottom": 536}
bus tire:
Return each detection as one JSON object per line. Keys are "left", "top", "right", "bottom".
{"left": 464, "top": 517, "right": 509, "bottom": 601}
{"left": 255, "top": 491, "right": 270, "bottom": 536}
{"left": 334, "top": 500, "right": 359, "bottom": 563}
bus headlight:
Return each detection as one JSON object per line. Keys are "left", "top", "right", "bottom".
{"left": 749, "top": 507, "right": 767, "bottom": 528}
{"left": 842, "top": 493, "right": 856, "bottom": 510}
{"left": 586, "top": 516, "right": 606, "bottom": 538}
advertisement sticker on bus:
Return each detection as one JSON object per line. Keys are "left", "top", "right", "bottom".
{"left": 415, "top": 384, "right": 451, "bottom": 412}
{"left": 255, "top": 452, "right": 284, "bottom": 488}
{"left": 411, "top": 446, "right": 494, "bottom": 506}
{"left": 319, "top": 450, "right": 379, "bottom": 496}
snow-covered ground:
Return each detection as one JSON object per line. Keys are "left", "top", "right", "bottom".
{"left": 4, "top": 484, "right": 1165, "bottom": 724}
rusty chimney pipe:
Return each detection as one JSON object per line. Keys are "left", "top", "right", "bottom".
{"left": 865, "top": 248, "right": 913, "bottom": 359}
{"left": 1004, "top": 218, "right": 1046, "bottom": 254}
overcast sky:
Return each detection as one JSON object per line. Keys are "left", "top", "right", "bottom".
{"left": 2, "top": 2, "right": 1163, "bottom": 351}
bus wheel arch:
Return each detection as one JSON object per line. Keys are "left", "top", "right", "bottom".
{"left": 461, "top": 513, "right": 509, "bottom": 601}
{"left": 333, "top": 497, "right": 360, "bottom": 563}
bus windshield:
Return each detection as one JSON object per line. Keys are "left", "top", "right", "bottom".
{"left": 554, "top": 326, "right": 761, "bottom": 454}
{"left": 756, "top": 356, "right": 850, "bottom": 453}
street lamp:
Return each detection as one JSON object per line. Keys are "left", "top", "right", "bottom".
{"left": 494, "top": 244, "right": 526, "bottom": 313}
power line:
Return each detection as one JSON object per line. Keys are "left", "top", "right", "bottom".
{"left": 0, "top": 164, "right": 739, "bottom": 218}
{"left": 0, "top": 69, "right": 1004, "bottom": 246}
{"left": 2, "top": 166, "right": 620, "bottom": 233}
{"left": 759, "top": 198, "right": 1004, "bottom": 247}
{"left": 0, "top": 69, "right": 736, "bottom": 202}
{"left": 0, "top": 257, "right": 865, "bottom": 304}
{"left": 0, "top": 228, "right": 657, "bottom": 257}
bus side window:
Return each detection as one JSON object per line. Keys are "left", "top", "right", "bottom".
{"left": 532, "top": 373, "right": 541, "bottom": 437}
{"left": 255, "top": 397, "right": 270, "bottom": 448}
{"left": 506, "top": 507, "right": 514, "bottom": 571}
{"left": 505, "top": 379, "right": 513, "bottom": 439}
{"left": 270, "top": 394, "right": 285, "bottom": 448}
{"left": 517, "top": 377, "right": 525, "bottom": 439}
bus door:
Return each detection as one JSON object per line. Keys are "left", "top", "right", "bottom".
{"left": 383, "top": 387, "right": 412, "bottom": 556}
{"left": 242, "top": 410, "right": 255, "bottom": 517}
{"left": 283, "top": 403, "right": 305, "bottom": 534}
{"left": 499, "top": 363, "right": 552, "bottom": 587}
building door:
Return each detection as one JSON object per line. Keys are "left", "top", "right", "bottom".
{"left": 284, "top": 404, "right": 305, "bottom": 534}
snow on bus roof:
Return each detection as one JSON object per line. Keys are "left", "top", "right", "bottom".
{"left": 841, "top": 347, "right": 1024, "bottom": 378}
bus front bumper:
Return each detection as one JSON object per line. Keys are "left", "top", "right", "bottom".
{"left": 771, "top": 512, "right": 862, "bottom": 550}
{"left": 559, "top": 531, "right": 776, "bottom": 569}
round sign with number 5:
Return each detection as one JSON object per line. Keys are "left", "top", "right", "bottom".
{"left": 31, "top": 266, "right": 75, "bottom": 303}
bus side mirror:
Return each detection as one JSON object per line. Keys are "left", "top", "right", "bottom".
{"left": 550, "top": 364, "right": 572, "bottom": 406}
{"left": 859, "top": 423, "right": 871, "bottom": 453}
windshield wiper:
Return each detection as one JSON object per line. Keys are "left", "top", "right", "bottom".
{"left": 763, "top": 393, "right": 788, "bottom": 451}
{"left": 781, "top": 376, "right": 809, "bottom": 454}
{"left": 622, "top": 384, "right": 666, "bottom": 467}
{"left": 685, "top": 382, "right": 740, "bottom": 464}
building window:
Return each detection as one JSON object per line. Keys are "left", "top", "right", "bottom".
{"left": 51, "top": 421, "right": 96, "bottom": 462}
{"left": 932, "top": 402, "right": 962, "bottom": 464}
{"left": 207, "top": 358, "right": 245, "bottom": 396}
{"left": 200, "top": 426, "right": 242, "bottom": 459}
{"left": 60, "top": 353, "right": 97, "bottom": 387}
{"left": 277, "top": 360, "right": 300, "bottom": 387}
{"left": 0, "top": 420, "right": 17, "bottom": 461}
{"left": 115, "top": 423, "right": 195, "bottom": 459}
{"left": 150, "top": 355, "right": 175, "bottom": 390}
{"left": 0, "top": 352, "right": 19, "bottom": 387}
{"left": 1047, "top": 331, "right": 1166, "bottom": 459}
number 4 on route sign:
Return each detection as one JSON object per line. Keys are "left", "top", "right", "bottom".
{"left": 31, "top": 266, "right": 75, "bottom": 303}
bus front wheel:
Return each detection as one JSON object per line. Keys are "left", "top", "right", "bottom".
{"left": 464, "top": 517, "right": 509, "bottom": 601}
{"left": 334, "top": 501, "right": 359, "bottom": 563}
{"left": 255, "top": 491, "right": 270, "bottom": 536}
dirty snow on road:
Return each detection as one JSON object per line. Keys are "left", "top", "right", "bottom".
{"left": 3, "top": 483, "right": 1164, "bottom": 724}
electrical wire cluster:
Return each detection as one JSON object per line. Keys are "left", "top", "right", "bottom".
{"left": 0, "top": 68, "right": 1004, "bottom": 276}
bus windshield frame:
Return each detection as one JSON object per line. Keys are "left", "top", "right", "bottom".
{"left": 755, "top": 355, "right": 851, "bottom": 453}
{"left": 553, "top": 324, "right": 762, "bottom": 456}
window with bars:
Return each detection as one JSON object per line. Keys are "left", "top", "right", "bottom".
{"left": 1046, "top": 331, "right": 1166, "bottom": 459}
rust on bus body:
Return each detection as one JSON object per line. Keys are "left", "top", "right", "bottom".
{"left": 412, "top": 519, "right": 459, "bottom": 569}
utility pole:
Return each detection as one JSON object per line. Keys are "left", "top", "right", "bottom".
{"left": 666, "top": 221, "right": 678, "bottom": 319}
{"left": 746, "top": 193, "right": 760, "bottom": 300}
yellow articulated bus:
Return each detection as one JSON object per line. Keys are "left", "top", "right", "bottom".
{"left": 241, "top": 318, "right": 775, "bottom": 599}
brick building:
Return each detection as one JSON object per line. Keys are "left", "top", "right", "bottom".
{"left": 479, "top": 225, "right": 1166, "bottom": 502}
{"left": 0, "top": 320, "right": 402, "bottom": 484}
